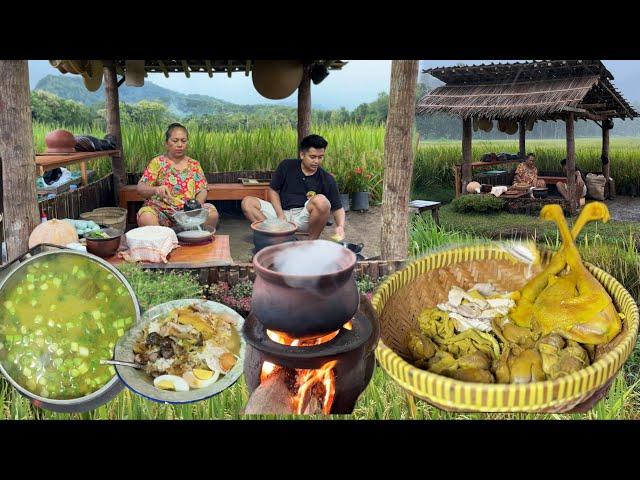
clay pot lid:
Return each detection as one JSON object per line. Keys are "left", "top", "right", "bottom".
{"left": 45, "top": 129, "right": 76, "bottom": 153}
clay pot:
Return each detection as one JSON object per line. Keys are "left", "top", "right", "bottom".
{"left": 251, "top": 240, "right": 359, "bottom": 337}
{"left": 45, "top": 129, "right": 76, "bottom": 153}
{"left": 250, "top": 220, "right": 298, "bottom": 254}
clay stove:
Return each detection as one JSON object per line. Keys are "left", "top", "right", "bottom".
{"left": 242, "top": 240, "right": 379, "bottom": 415}
{"left": 243, "top": 304, "right": 378, "bottom": 414}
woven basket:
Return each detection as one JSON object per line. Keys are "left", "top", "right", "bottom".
{"left": 80, "top": 207, "right": 127, "bottom": 232}
{"left": 373, "top": 244, "right": 639, "bottom": 413}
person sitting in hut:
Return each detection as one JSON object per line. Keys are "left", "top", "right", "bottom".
{"left": 512, "top": 153, "right": 546, "bottom": 189}
{"left": 136, "top": 123, "right": 218, "bottom": 230}
{"left": 241, "top": 134, "right": 346, "bottom": 241}
{"left": 556, "top": 158, "right": 587, "bottom": 209}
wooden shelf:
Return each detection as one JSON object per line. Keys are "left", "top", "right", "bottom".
{"left": 35, "top": 150, "right": 119, "bottom": 186}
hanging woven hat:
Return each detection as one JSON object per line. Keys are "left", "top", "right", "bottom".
{"left": 478, "top": 117, "right": 493, "bottom": 132}
{"left": 125, "top": 60, "right": 146, "bottom": 87}
{"left": 81, "top": 60, "right": 103, "bottom": 92}
{"left": 498, "top": 119, "right": 518, "bottom": 135}
{"left": 526, "top": 117, "right": 535, "bottom": 131}
{"left": 252, "top": 60, "right": 304, "bottom": 100}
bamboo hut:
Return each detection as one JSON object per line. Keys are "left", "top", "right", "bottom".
{"left": 0, "top": 59, "right": 421, "bottom": 266}
{"left": 417, "top": 60, "right": 638, "bottom": 212}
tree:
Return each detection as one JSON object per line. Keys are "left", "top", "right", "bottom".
{"left": 380, "top": 60, "right": 419, "bottom": 260}
{"left": 30, "top": 91, "right": 97, "bottom": 127}
{"left": 0, "top": 61, "right": 39, "bottom": 261}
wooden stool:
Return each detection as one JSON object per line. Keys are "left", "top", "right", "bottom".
{"left": 409, "top": 200, "right": 442, "bottom": 226}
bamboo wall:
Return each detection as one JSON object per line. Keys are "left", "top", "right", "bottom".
{"left": 38, "top": 174, "right": 115, "bottom": 221}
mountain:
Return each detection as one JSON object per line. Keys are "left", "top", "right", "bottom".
{"left": 35, "top": 75, "right": 238, "bottom": 117}
{"left": 34, "top": 75, "right": 334, "bottom": 117}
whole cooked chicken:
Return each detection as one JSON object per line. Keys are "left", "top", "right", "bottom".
{"left": 510, "top": 202, "right": 621, "bottom": 344}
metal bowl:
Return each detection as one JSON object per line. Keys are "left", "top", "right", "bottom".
{"left": 0, "top": 248, "right": 141, "bottom": 413}
{"left": 532, "top": 187, "right": 548, "bottom": 199}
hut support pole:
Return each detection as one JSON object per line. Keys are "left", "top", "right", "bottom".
{"left": 0, "top": 60, "right": 39, "bottom": 261}
{"left": 519, "top": 120, "right": 526, "bottom": 158}
{"left": 602, "top": 123, "right": 611, "bottom": 198}
{"left": 461, "top": 117, "right": 472, "bottom": 193}
{"left": 381, "top": 60, "right": 419, "bottom": 260}
{"left": 297, "top": 66, "right": 311, "bottom": 146}
{"left": 104, "top": 65, "right": 126, "bottom": 198}
{"left": 565, "top": 112, "right": 577, "bottom": 215}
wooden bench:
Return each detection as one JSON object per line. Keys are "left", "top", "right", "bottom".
{"left": 119, "top": 183, "right": 271, "bottom": 209}
{"left": 538, "top": 175, "right": 566, "bottom": 186}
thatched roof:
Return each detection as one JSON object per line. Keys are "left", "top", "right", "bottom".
{"left": 417, "top": 60, "right": 638, "bottom": 120}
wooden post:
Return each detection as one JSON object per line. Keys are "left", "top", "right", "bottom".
{"left": 297, "top": 66, "right": 311, "bottom": 146}
{"left": 0, "top": 60, "right": 39, "bottom": 261}
{"left": 602, "top": 121, "right": 611, "bottom": 198}
{"left": 519, "top": 119, "right": 526, "bottom": 158}
{"left": 380, "top": 60, "right": 419, "bottom": 260}
{"left": 461, "top": 117, "right": 473, "bottom": 193}
{"left": 103, "top": 65, "right": 126, "bottom": 198}
{"left": 565, "top": 112, "right": 577, "bottom": 215}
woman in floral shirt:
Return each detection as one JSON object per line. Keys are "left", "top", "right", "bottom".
{"left": 136, "top": 123, "right": 218, "bottom": 230}
{"left": 512, "top": 153, "right": 546, "bottom": 189}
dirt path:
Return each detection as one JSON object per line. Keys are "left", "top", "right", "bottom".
{"left": 606, "top": 196, "right": 640, "bottom": 222}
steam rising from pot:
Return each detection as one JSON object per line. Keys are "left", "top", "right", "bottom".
{"left": 273, "top": 241, "right": 346, "bottom": 276}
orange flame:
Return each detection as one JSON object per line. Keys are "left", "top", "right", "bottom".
{"left": 258, "top": 321, "right": 353, "bottom": 414}
{"left": 294, "top": 360, "right": 337, "bottom": 414}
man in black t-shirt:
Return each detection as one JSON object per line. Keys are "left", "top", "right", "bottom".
{"left": 241, "top": 134, "right": 346, "bottom": 240}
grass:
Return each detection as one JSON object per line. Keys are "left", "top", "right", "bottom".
{"left": 439, "top": 203, "right": 640, "bottom": 245}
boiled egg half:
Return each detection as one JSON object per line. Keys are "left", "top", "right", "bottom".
{"left": 153, "top": 374, "right": 190, "bottom": 392}
{"left": 182, "top": 368, "right": 221, "bottom": 389}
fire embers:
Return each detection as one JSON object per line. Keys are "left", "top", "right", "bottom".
{"left": 246, "top": 327, "right": 343, "bottom": 415}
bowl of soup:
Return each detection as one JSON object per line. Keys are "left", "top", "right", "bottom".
{"left": 0, "top": 250, "right": 140, "bottom": 412}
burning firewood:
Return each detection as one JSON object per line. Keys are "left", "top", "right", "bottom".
{"left": 244, "top": 370, "right": 294, "bottom": 415}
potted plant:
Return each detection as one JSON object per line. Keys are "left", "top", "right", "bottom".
{"left": 331, "top": 172, "right": 350, "bottom": 212}
{"left": 346, "top": 166, "right": 372, "bottom": 211}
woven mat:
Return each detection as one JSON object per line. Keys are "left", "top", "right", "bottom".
{"left": 107, "top": 235, "right": 233, "bottom": 268}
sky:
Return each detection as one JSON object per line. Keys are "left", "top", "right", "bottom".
{"left": 27, "top": 60, "right": 640, "bottom": 110}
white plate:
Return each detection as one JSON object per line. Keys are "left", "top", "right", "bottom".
{"left": 114, "top": 299, "right": 245, "bottom": 404}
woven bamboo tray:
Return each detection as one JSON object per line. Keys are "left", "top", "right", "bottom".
{"left": 373, "top": 244, "right": 639, "bottom": 413}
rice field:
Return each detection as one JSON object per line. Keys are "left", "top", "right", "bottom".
{"left": 33, "top": 122, "right": 640, "bottom": 199}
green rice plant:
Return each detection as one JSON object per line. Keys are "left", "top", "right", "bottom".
{"left": 414, "top": 137, "right": 640, "bottom": 196}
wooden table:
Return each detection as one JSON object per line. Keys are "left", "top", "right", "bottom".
{"left": 119, "top": 183, "right": 271, "bottom": 209}
{"left": 454, "top": 159, "right": 522, "bottom": 197}
{"left": 106, "top": 234, "right": 233, "bottom": 268}
{"left": 36, "top": 150, "right": 120, "bottom": 186}
{"left": 409, "top": 200, "right": 442, "bottom": 226}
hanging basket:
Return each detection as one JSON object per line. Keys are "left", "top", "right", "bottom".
{"left": 80, "top": 207, "right": 127, "bottom": 232}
